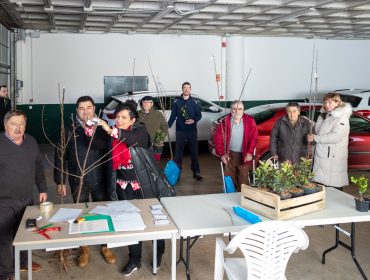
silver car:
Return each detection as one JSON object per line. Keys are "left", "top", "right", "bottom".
{"left": 102, "top": 91, "right": 226, "bottom": 142}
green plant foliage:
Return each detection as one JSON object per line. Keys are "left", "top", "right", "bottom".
{"left": 272, "top": 161, "right": 295, "bottom": 193}
{"left": 350, "top": 175, "right": 369, "bottom": 201}
{"left": 254, "top": 160, "right": 275, "bottom": 188}
{"left": 293, "top": 157, "right": 314, "bottom": 186}
{"left": 153, "top": 129, "right": 167, "bottom": 146}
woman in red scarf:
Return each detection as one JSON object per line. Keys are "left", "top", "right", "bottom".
{"left": 100, "top": 101, "right": 152, "bottom": 276}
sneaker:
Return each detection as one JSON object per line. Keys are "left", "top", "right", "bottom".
{"left": 20, "top": 262, "right": 42, "bottom": 272}
{"left": 193, "top": 173, "right": 203, "bottom": 181}
{"left": 101, "top": 246, "right": 116, "bottom": 264}
{"left": 121, "top": 262, "right": 141, "bottom": 277}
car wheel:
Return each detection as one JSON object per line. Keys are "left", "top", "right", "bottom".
{"left": 260, "top": 152, "right": 273, "bottom": 161}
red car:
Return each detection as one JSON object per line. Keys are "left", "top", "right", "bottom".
{"left": 209, "top": 103, "right": 370, "bottom": 170}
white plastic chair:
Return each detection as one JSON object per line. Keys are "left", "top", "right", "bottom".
{"left": 214, "top": 221, "right": 309, "bottom": 280}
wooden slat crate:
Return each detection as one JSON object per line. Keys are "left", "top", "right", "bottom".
{"left": 241, "top": 184, "right": 326, "bottom": 220}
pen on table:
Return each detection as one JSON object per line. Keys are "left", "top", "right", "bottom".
{"left": 37, "top": 223, "right": 53, "bottom": 231}
{"left": 74, "top": 217, "right": 85, "bottom": 224}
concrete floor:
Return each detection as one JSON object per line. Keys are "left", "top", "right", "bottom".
{"left": 25, "top": 145, "right": 370, "bottom": 280}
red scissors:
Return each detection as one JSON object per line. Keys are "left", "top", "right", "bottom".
{"left": 34, "top": 224, "right": 61, "bottom": 239}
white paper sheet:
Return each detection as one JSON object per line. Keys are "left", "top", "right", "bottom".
{"left": 49, "top": 208, "right": 83, "bottom": 223}
{"left": 89, "top": 205, "right": 125, "bottom": 216}
{"left": 106, "top": 201, "right": 140, "bottom": 213}
{"left": 69, "top": 219, "right": 109, "bottom": 234}
{"left": 111, "top": 212, "right": 146, "bottom": 232}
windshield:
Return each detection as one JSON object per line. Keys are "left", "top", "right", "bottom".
{"left": 105, "top": 100, "right": 120, "bottom": 110}
{"left": 250, "top": 110, "right": 276, "bottom": 125}
{"left": 339, "top": 95, "right": 362, "bottom": 108}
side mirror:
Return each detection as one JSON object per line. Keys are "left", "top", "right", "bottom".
{"left": 209, "top": 105, "right": 221, "bottom": 112}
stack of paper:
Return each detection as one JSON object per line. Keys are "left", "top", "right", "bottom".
{"left": 89, "top": 201, "right": 140, "bottom": 216}
{"left": 49, "top": 208, "right": 83, "bottom": 223}
{"left": 150, "top": 204, "right": 170, "bottom": 225}
{"left": 89, "top": 201, "right": 146, "bottom": 232}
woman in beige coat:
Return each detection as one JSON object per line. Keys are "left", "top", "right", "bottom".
{"left": 307, "top": 93, "right": 352, "bottom": 189}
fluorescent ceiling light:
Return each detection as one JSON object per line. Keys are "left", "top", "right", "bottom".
{"left": 151, "top": 5, "right": 175, "bottom": 21}
{"left": 271, "top": 8, "right": 315, "bottom": 24}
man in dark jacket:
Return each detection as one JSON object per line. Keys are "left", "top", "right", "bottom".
{"left": 270, "top": 102, "right": 311, "bottom": 164}
{"left": 54, "top": 96, "right": 116, "bottom": 268}
{"left": 0, "top": 85, "right": 11, "bottom": 132}
{"left": 168, "top": 82, "right": 203, "bottom": 180}
{"left": 0, "top": 110, "right": 47, "bottom": 280}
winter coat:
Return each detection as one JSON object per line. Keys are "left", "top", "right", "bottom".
{"left": 313, "top": 103, "right": 352, "bottom": 188}
{"left": 138, "top": 109, "right": 168, "bottom": 145}
{"left": 270, "top": 115, "right": 311, "bottom": 164}
{"left": 54, "top": 119, "right": 110, "bottom": 187}
{"left": 107, "top": 123, "right": 175, "bottom": 200}
{"left": 168, "top": 95, "right": 202, "bottom": 131}
{"left": 213, "top": 113, "right": 258, "bottom": 162}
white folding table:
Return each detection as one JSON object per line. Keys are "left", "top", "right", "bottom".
{"left": 13, "top": 198, "right": 178, "bottom": 280}
{"left": 161, "top": 188, "right": 370, "bottom": 280}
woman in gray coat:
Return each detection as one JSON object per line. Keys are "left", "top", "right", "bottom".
{"left": 307, "top": 93, "right": 352, "bottom": 189}
{"left": 270, "top": 102, "right": 311, "bottom": 164}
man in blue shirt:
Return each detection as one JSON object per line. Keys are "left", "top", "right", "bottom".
{"left": 168, "top": 82, "right": 203, "bottom": 180}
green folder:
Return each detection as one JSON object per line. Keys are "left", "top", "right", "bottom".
{"left": 81, "top": 214, "right": 115, "bottom": 233}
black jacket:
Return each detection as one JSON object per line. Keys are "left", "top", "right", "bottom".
{"left": 270, "top": 116, "right": 311, "bottom": 164}
{"left": 0, "top": 97, "right": 11, "bottom": 131}
{"left": 107, "top": 124, "right": 175, "bottom": 200}
{"left": 54, "top": 119, "right": 110, "bottom": 187}
{"left": 168, "top": 95, "right": 202, "bottom": 131}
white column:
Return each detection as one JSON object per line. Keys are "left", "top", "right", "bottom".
{"left": 226, "top": 36, "right": 244, "bottom": 101}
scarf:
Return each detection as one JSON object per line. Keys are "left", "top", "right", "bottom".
{"left": 111, "top": 126, "right": 132, "bottom": 170}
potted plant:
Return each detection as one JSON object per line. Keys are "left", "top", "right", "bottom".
{"left": 350, "top": 175, "right": 369, "bottom": 212}
{"left": 271, "top": 161, "right": 295, "bottom": 199}
{"left": 294, "top": 157, "right": 318, "bottom": 194}
{"left": 254, "top": 160, "right": 275, "bottom": 190}
{"left": 152, "top": 129, "right": 167, "bottom": 154}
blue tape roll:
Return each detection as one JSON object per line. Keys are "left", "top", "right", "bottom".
{"left": 233, "top": 206, "right": 262, "bottom": 224}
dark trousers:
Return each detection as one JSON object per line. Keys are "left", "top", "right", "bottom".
{"left": 174, "top": 130, "right": 200, "bottom": 174}
{"left": 70, "top": 182, "right": 107, "bottom": 203}
{"left": 116, "top": 184, "right": 143, "bottom": 265}
{"left": 0, "top": 196, "right": 33, "bottom": 280}
{"left": 116, "top": 185, "right": 165, "bottom": 264}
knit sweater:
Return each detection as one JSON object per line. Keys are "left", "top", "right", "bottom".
{"left": 0, "top": 133, "right": 47, "bottom": 201}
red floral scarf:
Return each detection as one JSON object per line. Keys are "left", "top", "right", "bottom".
{"left": 111, "top": 126, "right": 132, "bottom": 170}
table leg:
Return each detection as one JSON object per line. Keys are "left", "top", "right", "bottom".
{"left": 28, "top": 250, "right": 32, "bottom": 280}
{"left": 322, "top": 223, "right": 368, "bottom": 280}
{"left": 152, "top": 240, "right": 157, "bottom": 275}
{"left": 186, "top": 237, "right": 191, "bottom": 280}
{"left": 171, "top": 233, "right": 176, "bottom": 280}
{"left": 15, "top": 248, "right": 20, "bottom": 280}
{"left": 176, "top": 236, "right": 201, "bottom": 280}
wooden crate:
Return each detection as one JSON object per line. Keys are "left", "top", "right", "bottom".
{"left": 241, "top": 184, "right": 326, "bottom": 220}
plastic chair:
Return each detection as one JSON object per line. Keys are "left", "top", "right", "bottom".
{"left": 214, "top": 221, "right": 309, "bottom": 280}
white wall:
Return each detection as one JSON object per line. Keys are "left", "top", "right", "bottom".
{"left": 16, "top": 33, "right": 370, "bottom": 104}
{"left": 241, "top": 37, "right": 370, "bottom": 100}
